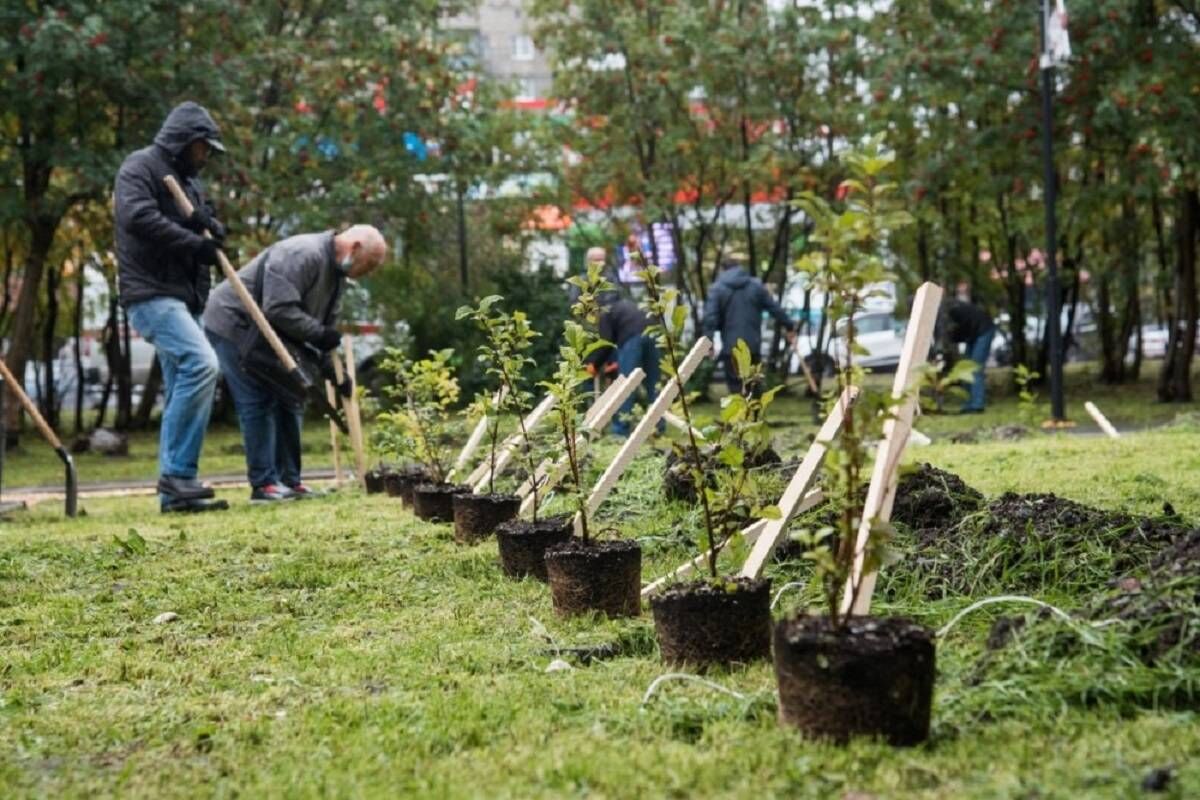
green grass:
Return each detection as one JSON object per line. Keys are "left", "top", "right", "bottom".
{"left": 2, "top": 383, "right": 1199, "bottom": 798}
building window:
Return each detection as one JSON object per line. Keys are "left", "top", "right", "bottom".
{"left": 512, "top": 34, "right": 535, "bottom": 61}
{"left": 515, "top": 78, "right": 538, "bottom": 101}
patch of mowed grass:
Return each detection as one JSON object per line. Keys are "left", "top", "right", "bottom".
{"left": 2, "top": 422, "right": 1199, "bottom": 798}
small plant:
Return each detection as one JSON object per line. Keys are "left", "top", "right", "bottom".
{"left": 539, "top": 261, "right": 612, "bottom": 544}
{"left": 375, "top": 348, "right": 461, "bottom": 484}
{"left": 790, "top": 134, "right": 913, "bottom": 629}
{"left": 456, "top": 297, "right": 540, "bottom": 502}
{"left": 1014, "top": 363, "right": 1041, "bottom": 428}
{"left": 637, "top": 262, "right": 780, "bottom": 579}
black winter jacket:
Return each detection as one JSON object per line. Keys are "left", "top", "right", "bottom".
{"left": 945, "top": 299, "right": 995, "bottom": 344}
{"left": 588, "top": 290, "right": 650, "bottom": 365}
{"left": 702, "top": 267, "right": 794, "bottom": 358}
{"left": 114, "top": 102, "right": 223, "bottom": 313}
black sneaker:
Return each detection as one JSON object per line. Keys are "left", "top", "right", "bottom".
{"left": 287, "top": 482, "right": 326, "bottom": 499}
{"left": 251, "top": 484, "right": 297, "bottom": 504}
{"left": 158, "top": 475, "right": 215, "bottom": 500}
{"left": 161, "top": 497, "right": 229, "bottom": 514}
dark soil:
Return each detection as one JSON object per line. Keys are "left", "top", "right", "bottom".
{"left": 411, "top": 483, "right": 472, "bottom": 523}
{"left": 384, "top": 466, "right": 433, "bottom": 506}
{"left": 364, "top": 465, "right": 393, "bottom": 495}
{"left": 773, "top": 614, "right": 935, "bottom": 746}
{"left": 1089, "top": 527, "right": 1200, "bottom": 664}
{"left": 892, "top": 463, "right": 985, "bottom": 534}
{"left": 663, "top": 446, "right": 782, "bottom": 504}
{"left": 452, "top": 493, "right": 520, "bottom": 544}
{"left": 495, "top": 515, "right": 573, "bottom": 581}
{"left": 649, "top": 577, "right": 772, "bottom": 668}
{"left": 545, "top": 538, "right": 641, "bottom": 618}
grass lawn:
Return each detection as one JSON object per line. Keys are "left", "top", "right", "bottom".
{"left": 1, "top": 367, "right": 1198, "bottom": 797}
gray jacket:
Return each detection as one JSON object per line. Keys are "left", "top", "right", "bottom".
{"left": 203, "top": 231, "right": 344, "bottom": 346}
{"left": 702, "top": 266, "right": 794, "bottom": 357}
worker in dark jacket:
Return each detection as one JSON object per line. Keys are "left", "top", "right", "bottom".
{"left": 114, "top": 101, "right": 227, "bottom": 513}
{"left": 702, "top": 256, "right": 796, "bottom": 394}
{"left": 203, "top": 226, "right": 388, "bottom": 502}
{"left": 589, "top": 289, "right": 661, "bottom": 437}
{"left": 944, "top": 297, "right": 996, "bottom": 413}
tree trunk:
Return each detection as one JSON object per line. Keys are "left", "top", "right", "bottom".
{"left": 3, "top": 220, "right": 55, "bottom": 438}
{"left": 134, "top": 357, "right": 162, "bottom": 429}
{"left": 73, "top": 259, "right": 85, "bottom": 433}
{"left": 116, "top": 306, "right": 133, "bottom": 429}
{"left": 1158, "top": 188, "right": 1198, "bottom": 401}
{"left": 41, "top": 258, "right": 61, "bottom": 430}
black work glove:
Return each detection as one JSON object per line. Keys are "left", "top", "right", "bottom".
{"left": 337, "top": 377, "right": 354, "bottom": 398}
{"left": 196, "top": 238, "right": 221, "bottom": 267}
{"left": 185, "top": 206, "right": 226, "bottom": 243}
{"left": 314, "top": 326, "right": 342, "bottom": 352}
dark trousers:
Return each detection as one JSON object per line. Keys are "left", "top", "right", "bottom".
{"left": 206, "top": 329, "right": 304, "bottom": 488}
{"left": 612, "top": 334, "right": 662, "bottom": 436}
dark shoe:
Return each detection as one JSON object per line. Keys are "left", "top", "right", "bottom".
{"left": 251, "top": 483, "right": 297, "bottom": 504}
{"left": 161, "top": 497, "right": 229, "bottom": 514}
{"left": 287, "top": 482, "right": 326, "bottom": 499}
{"left": 959, "top": 406, "right": 985, "bottom": 415}
{"left": 158, "top": 475, "right": 215, "bottom": 500}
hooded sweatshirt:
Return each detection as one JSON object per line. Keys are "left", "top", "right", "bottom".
{"left": 701, "top": 266, "right": 795, "bottom": 358}
{"left": 114, "top": 102, "right": 223, "bottom": 313}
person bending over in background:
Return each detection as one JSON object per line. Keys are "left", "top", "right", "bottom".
{"left": 203, "top": 226, "right": 387, "bottom": 502}
{"left": 944, "top": 297, "right": 996, "bottom": 414}
{"left": 114, "top": 101, "right": 228, "bottom": 514}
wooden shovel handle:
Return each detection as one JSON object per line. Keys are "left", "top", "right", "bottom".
{"left": 0, "top": 357, "right": 64, "bottom": 449}
{"left": 162, "top": 175, "right": 299, "bottom": 373}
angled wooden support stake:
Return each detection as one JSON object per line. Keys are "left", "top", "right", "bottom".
{"left": 642, "top": 488, "right": 826, "bottom": 598}
{"left": 467, "top": 393, "right": 556, "bottom": 491}
{"left": 1085, "top": 401, "right": 1120, "bottom": 439}
{"left": 662, "top": 410, "right": 706, "bottom": 441}
{"left": 739, "top": 386, "right": 859, "bottom": 579}
{"left": 334, "top": 340, "right": 368, "bottom": 488}
{"left": 448, "top": 386, "right": 506, "bottom": 483}
{"left": 573, "top": 337, "right": 712, "bottom": 535}
{"left": 326, "top": 380, "right": 343, "bottom": 486}
{"left": 841, "top": 282, "right": 943, "bottom": 617}
{"left": 517, "top": 369, "right": 645, "bottom": 515}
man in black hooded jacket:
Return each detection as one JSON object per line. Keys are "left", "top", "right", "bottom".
{"left": 114, "top": 101, "right": 228, "bottom": 512}
{"left": 702, "top": 255, "right": 797, "bottom": 394}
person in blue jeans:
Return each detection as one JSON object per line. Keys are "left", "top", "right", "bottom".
{"left": 114, "top": 102, "right": 228, "bottom": 513}
{"left": 203, "top": 226, "right": 388, "bottom": 502}
{"left": 945, "top": 297, "right": 996, "bottom": 413}
{"left": 589, "top": 289, "right": 661, "bottom": 437}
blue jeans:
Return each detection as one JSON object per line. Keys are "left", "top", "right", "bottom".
{"left": 964, "top": 327, "right": 995, "bottom": 411}
{"left": 612, "top": 334, "right": 662, "bottom": 436}
{"left": 206, "top": 330, "right": 304, "bottom": 488}
{"left": 125, "top": 298, "right": 219, "bottom": 486}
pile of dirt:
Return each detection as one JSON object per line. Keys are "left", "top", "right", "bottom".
{"left": 663, "top": 445, "right": 782, "bottom": 504}
{"left": 892, "top": 463, "right": 985, "bottom": 533}
{"left": 1089, "top": 528, "right": 1200, "bottom": 664}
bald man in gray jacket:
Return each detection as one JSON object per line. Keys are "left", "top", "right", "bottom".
{"left": 204, "top": 226, "right": 387, "bottom": 502}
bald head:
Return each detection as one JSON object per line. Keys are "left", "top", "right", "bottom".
{"left": 585, "top": 246, "right": 606, "bottom": 265}
{"left": 334, "top": 224, "right": 388, "bottom": 278}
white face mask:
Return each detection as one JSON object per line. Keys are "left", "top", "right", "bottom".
{"left": 338, "top": 255, "right": 354, "bottom": 275}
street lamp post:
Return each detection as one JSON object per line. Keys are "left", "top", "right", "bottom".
{"left": 1039, "top": 0, "right": 1066, "bottom": 422}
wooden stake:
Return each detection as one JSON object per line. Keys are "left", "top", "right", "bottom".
{"left": 643, "top": 489, "right": 825, "bottom": 597}
{"left": 1084, "top": 401, "right": 1120, "bottom": 439}
{"left": 739, "top": 386, "right": 858, "bottom": 579}
{"left": 468, "top": 393, "right": 556, "bottom": 492}
{"left": 326, "top": 380, "right": 342, "bottom": 486}
{"left": 662, "top": 410, "right": 706, "bottom": 441}
{"left": 841, "top": 282, "right": 943, "bottom": 617}
{"left": 573, "top": 338, "right": 712, "bottom": 534}
{"left": 449, "top": 386, "right": 507, "bottom": 483}
{"left": 336, "top": 339, "right": 368, "bottom": 488}
{"left": 517, "top": 369, "right": 645, "bottom": 515}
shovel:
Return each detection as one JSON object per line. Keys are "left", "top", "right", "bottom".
{"left": 0, "top": 359, "right": 78, "bottom": 517}
{"left": 162, "top": 175, "right": 347, "bottom": 433}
